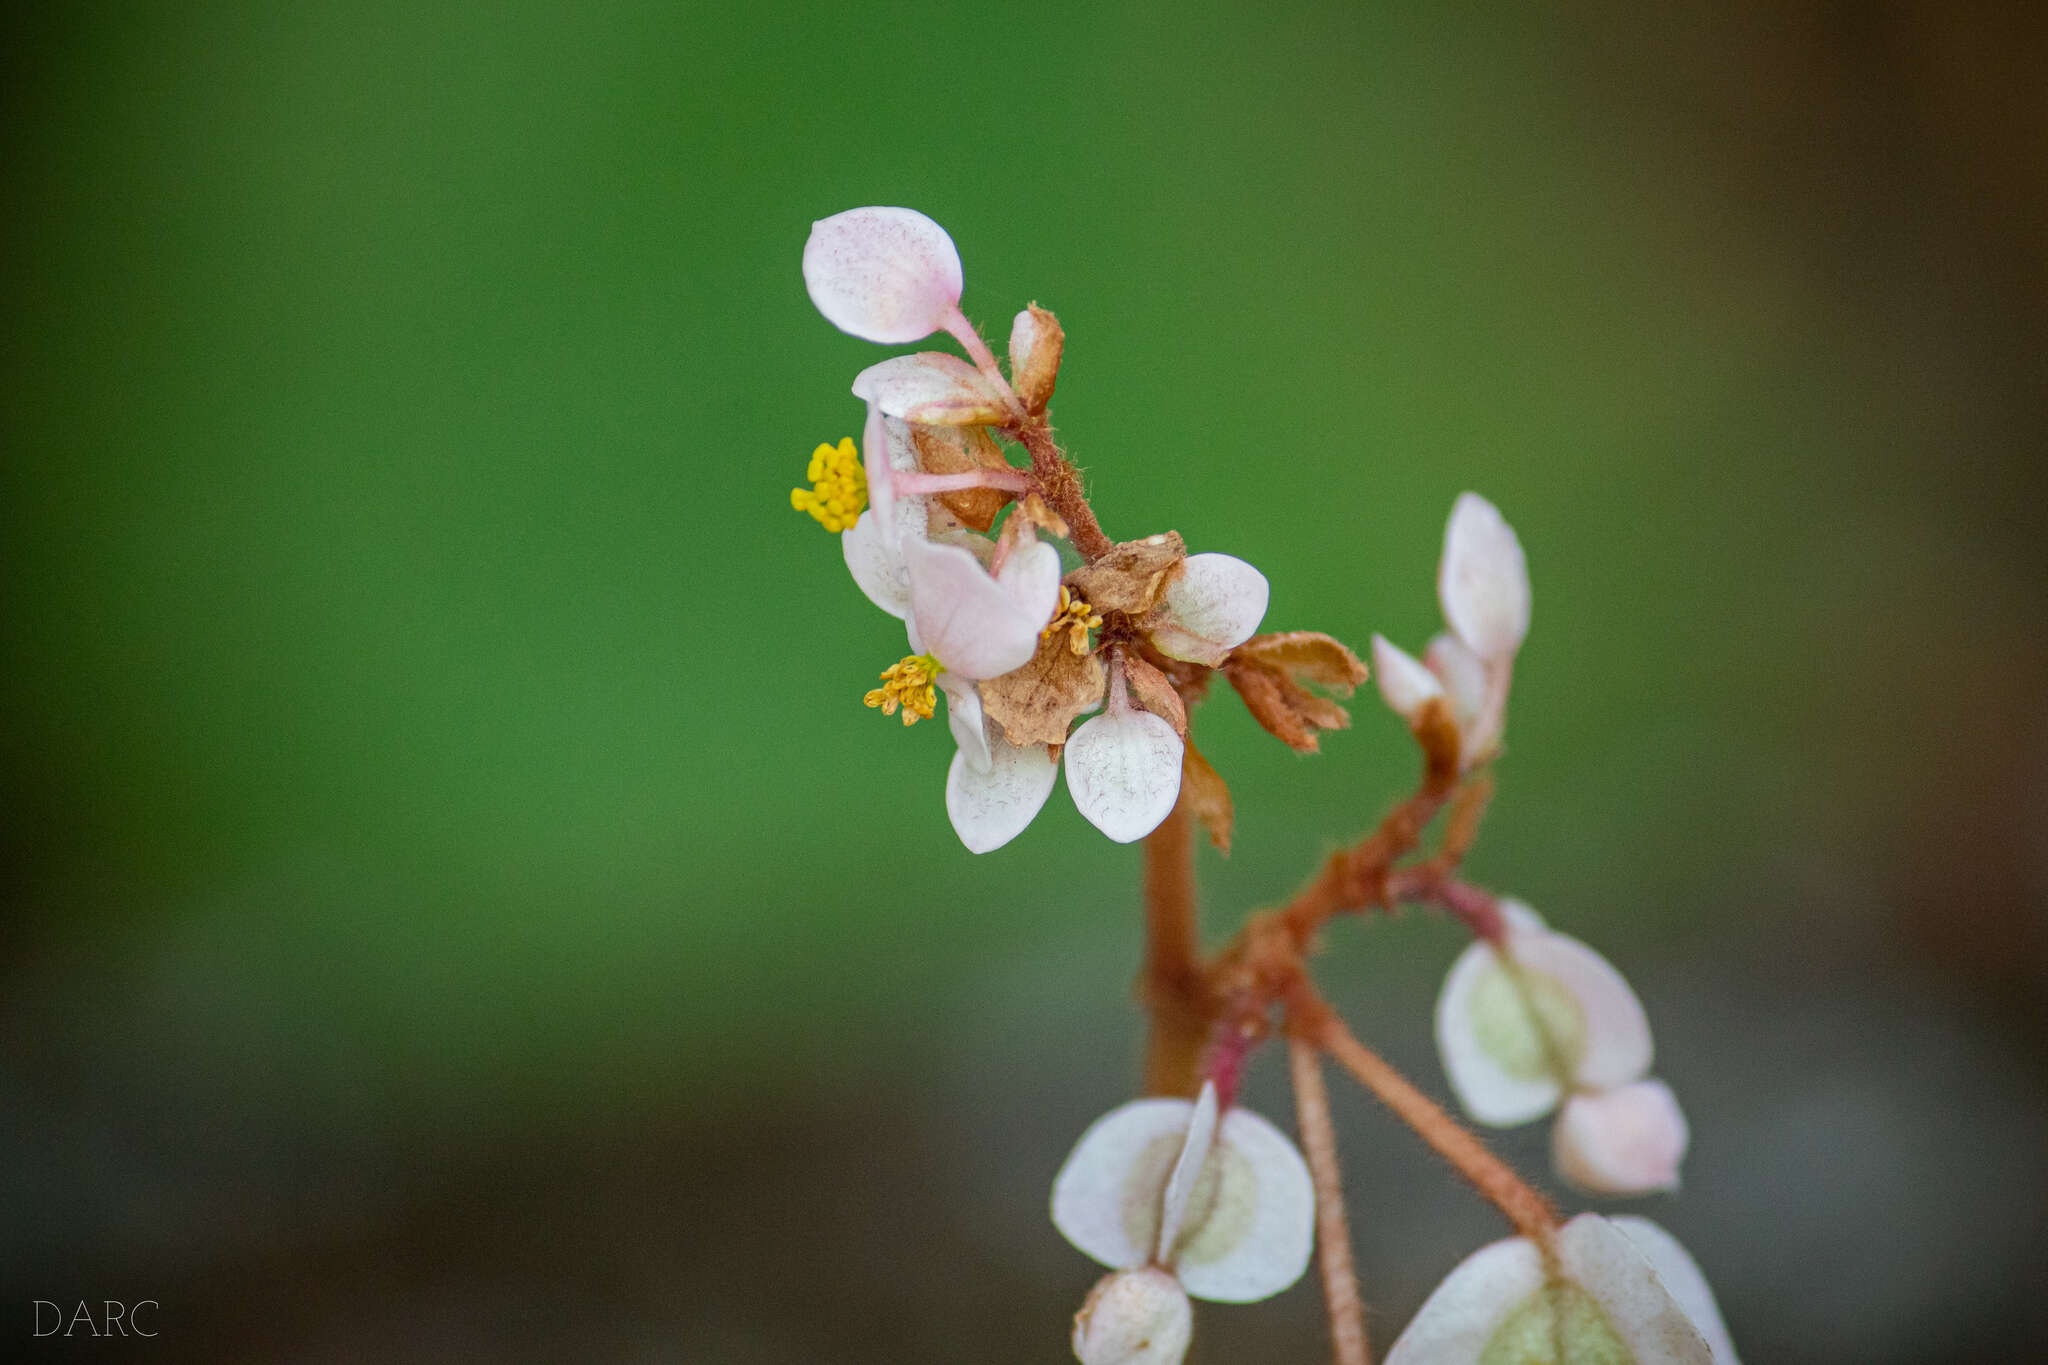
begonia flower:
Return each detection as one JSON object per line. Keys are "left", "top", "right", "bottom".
{"left": 1385, "top": 1213, "right": 1733, "bottom": 1364}
{"left": 803, "top": 207, "right": 965, "bottom": 345}
{"left": 1052, "top": 1081, "right": 1315, "bottom": 1305}
{"left": 1435, "top": 902, "right": 1689, "bottom": 1195}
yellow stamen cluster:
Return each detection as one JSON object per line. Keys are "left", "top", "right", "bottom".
{"left": 864, "top": 653, "right": 942, "bottom": 725}
{"left": 790, "top": 437, "right": 867, "bottom": 532}
{"left": 1042, "top": 586, "right": 1105, "bottom": 656}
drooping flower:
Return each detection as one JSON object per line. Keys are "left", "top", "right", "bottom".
{"left": 1053, "top": 1081, "right": 1315, "bottom": 1364}
{"left": 1434, "top": 902, "right": 1689, "bottom": 1195}
{"left": 1385, "top": 1213, "right": 1737, "bottom": 1364}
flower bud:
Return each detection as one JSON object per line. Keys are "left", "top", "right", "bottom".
{"left": 1552, "top": 1079, "right": 1689, "bottom": 1196}
{"left": 1437, "top": 492, "right": 1530, "bottom": 662}
{"left": 1072, "top": 1268, "right": 1193, "bottom": 1365}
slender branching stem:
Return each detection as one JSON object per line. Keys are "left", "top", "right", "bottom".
{"left": 1289, "top": 1035, "right": 1372, "bottom": 1365}
{"left": 1306, "top": 995, "right": 1558, "bottom": 1247}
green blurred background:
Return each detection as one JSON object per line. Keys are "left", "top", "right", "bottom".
{"left": 5, "top": 1, "right": 2045, "bottom": 1360}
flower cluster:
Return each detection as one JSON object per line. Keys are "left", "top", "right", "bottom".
{"left": 798, "top": 207, "right": 1338, "bottom": 853}
{"left": 794, "top": 205, "right": 1735, "bottom": 1365}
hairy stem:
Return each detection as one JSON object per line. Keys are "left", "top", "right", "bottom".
{"left": 1307, "top": 999, "right": 1557, "bottom": 1246}
{"left": 1289, "top": 1036, "right": 1372, "bottom": 1365}
{"left": 1142, "top": 795, "right": 1209, "bottom": 1097}
{"left": 1014, "top": 420, "right": 1114, "bottom": 559}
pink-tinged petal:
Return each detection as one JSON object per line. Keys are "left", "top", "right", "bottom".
{"left": 1072, "top": 1268, "right": 1193, "bottom": 1365}
{"left": 1511, "top": 929, "right": 1653, "bottom": 1092}
{"left": 940, "top": 675, "right": 991, "bottom": 774}
{"left": 1065, "top": 709, "right": 1184, "bottom": 844}
{"left": 1155, "top": 1081, "right": 1220, "bottom": 1263}
{"left": 996, "top": 538, "right": 1063, "bottom": 621}
{"left": 1553, "top": 1080, "right": 1689, "bottom": 1196}
{"left": 1555, "top": 1215, "right": 1715, "bottom": 1363}
{"left": 1435, "top": 936, "right": 1566, "bottom": 1126}
{"left": 802, "top": 206, "right": 963, "bottom": 344}
{"left": 851, "top": 353, "right": 1010, "bottom": 426}
{"left": 1438, "top": 493, "right": 1531, "bottom": 662}
{"left": 861, "top": 403, "right": 897, "bottom": 532}
{"left": 1383, "top": 1234, "right": 1545, "bottom": 1365}
{"left": 1052, "top": 1097, "right": 1200, "bottom": 1270}
{"left": 905, "top": 537, "right": 1051, "bottom": 679}
{"left": 1372, "top": 634, "right": 1444, "bottom": 722}
{"left": 1172, "top": 1107, "right": 1315, "bottom": 1304}
{"left": 1150, "top": 554, "right": 1269, "bottom": 666}
{"left": 1609, "top": 1218, "right": 1742, "bottom": 1364}
{"left": 945, "top": 737, "right": 1056, "bottom": 854}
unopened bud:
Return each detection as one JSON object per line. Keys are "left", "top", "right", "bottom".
{"left": 1072, "top": 1268, "right": 1192, "bottom": 1365}
{"left": 1011, "top": 303, "right": 1066, "bottom": 412}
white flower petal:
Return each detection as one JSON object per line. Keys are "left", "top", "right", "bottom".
{"left": 1171, "top": 1107, "right": 1315, "bottom": 1304}
{"left": 1386, "top": 1217, "right": 1714, "bottom": 1364}
{"left": 1064, "top": 709, "right": 1185, "bottom": 843}
{"left": 1437, "top": 919, "right": 1655, "bottom": 1126}
{"left": 1052, "top": 1097, "right": 1200, "bottom": 1271}
{"left": 945, "top": 737, "right": 1056, "bottom": 855}
{"left": 851, "top": 352, "right": 1010, "bottom": 427}
{"left": 1423, "top": 633, "right": 1488, "bottom": 734}
{"left": 1438, "top": 492, "right": 1530, "bottom": 662}
{"left": 840, "top": 508, "right": 908, "bottom": 619}
{"left": 1150, "top": 554, "right": 1269, "bottom": 666}
{"left": 1155, "top": 1082, "right": 1220, "bottom": 1263}
{"left": 1435, "top": 937, "right": 1566, "bottom": 1127}
{"left": 1513, "top": 930, "right": 1653, "bottom": 1092}
{"left": 1372, "top": 634, "right": 1445, "bottom": 722}
{"left": 940, "top": 676, "right": 991, "bottom": 774}
{"left": 1072, "top": 1268, "right": 1192, "bottom": 1365}
{"left": 906, "top": 537, "right": 1052, "bottom": 679}
{"left": 1553, "top": 1080, "right": 1689, "bottom": 1196}
{"left": 1383, "top": 1234, "right": 1545, "bottom": 1365}
{"left": 802, "top": 206, "right": 963, "bottom": 344}
{"left": 1555, "top": 1214, "right": 1715, "bottom": 1363}
{"left": 1609, "top": 1217, "right": 1742, "bottom": 1365}
{"left": 996, "top": 538, "right": 1064, "bottom": 622}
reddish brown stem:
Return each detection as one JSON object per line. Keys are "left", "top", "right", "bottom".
{"left": 1142, "top": 795, "right": 1209, "bottom": 1096}
{"left": 1384, "top": 868, "right": 1508, "bottom": 944}
{"left": 1289, "top": 1036, "right": 1372, "bottom": 1365}
{"left": 1304, "top": 994, "right": 1557, "bottom": 1246}
{"left": 1014, "top": 419, "right": 1113, "bottom": 559}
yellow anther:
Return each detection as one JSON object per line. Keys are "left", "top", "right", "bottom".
{"left": 863, "top": 653, "right": 942, "bottom": 726}
{"left": 1041, "top": 586, "right": 1105, "bottom": 656}
{"left": 791, "top": 437, "right": 867, "bottom": 533}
